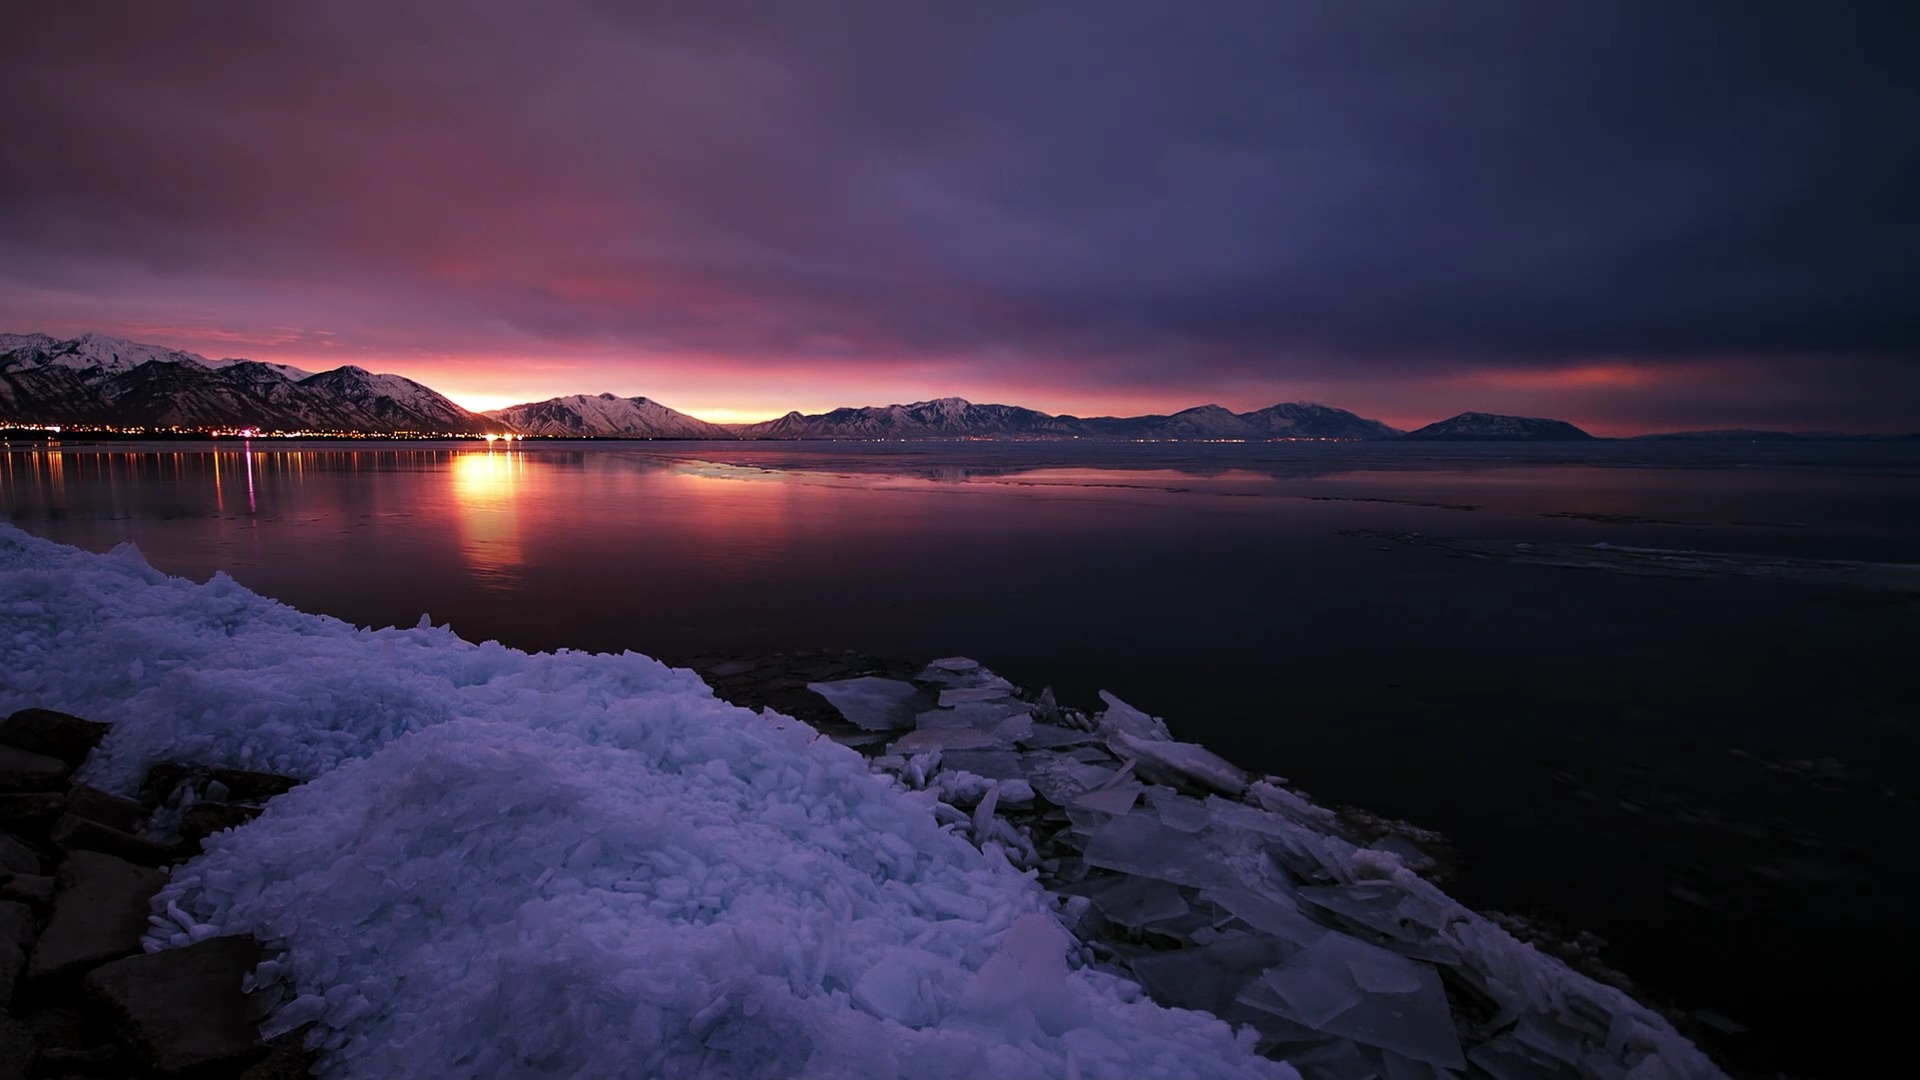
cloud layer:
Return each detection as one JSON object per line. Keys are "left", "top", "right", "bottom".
{"left": 3, "top": 1, "right": 1915, "bottom": 431}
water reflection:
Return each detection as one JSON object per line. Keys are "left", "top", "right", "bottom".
{"left": 450, "top": 449, "right": 525, "bottom": 588}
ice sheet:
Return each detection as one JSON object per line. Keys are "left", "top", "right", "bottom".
{"left": 806, "top": 676, "right": 923, "bottom": 731}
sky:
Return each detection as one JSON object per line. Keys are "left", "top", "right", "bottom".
{"left": 2, "top": 2, "right": 1916, "bottom": 434}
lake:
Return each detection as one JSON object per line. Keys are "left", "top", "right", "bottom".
{"left": 5, "top": 437, "right": 1916, "bottom": 1077}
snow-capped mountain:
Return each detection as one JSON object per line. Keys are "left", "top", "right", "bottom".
{"left": 1238, "top": 402, "right": 1403, "bottom": 439}
{"left": 0, "top": 332, "right": 501, "bottom": 433}
{"left": 0, "top": 330, "right": 314, "bottom": 380}
{"left": 1089, "top": 404, "right": 1263, "bottom": 440}
{"left": 1401, "top": 411, "right": 1594, "bottom": 440}
{"left": 731, "top": 398, "right": 1401, "bottom": 440}
{"left": 732, "top": 397, "right": 1084, "bottom": 440}
{"left": 486, "top": 393, "right": 733, "bottom": 438}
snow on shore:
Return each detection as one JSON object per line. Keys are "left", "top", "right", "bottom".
{"left": 0, "top": 525, "right": 1289, "bottom": 1079}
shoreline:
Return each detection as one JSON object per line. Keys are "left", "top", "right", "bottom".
{"left": 0, "top": 527, "right": 1730, "bottom": 1079}
{"left": 674, "top": 649, "right": 1733, "bottom": 1078}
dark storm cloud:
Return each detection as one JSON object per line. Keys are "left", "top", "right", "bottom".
{"left": 1, "top": 1, "right": 1915, "bottom": 426}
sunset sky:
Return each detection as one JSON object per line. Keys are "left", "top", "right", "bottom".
{"left": 2, "top": 2, "right": 1915, "bottom": 435}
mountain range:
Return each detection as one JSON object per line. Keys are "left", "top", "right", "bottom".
{"left": 1401, "top": 411, "right": 1594, "bottom": 441}
{"left": 0, "top": 332, "right": 503, "bottom": 434}
{"left": 27, "top": 329, "right": 1875, "bottom": 442}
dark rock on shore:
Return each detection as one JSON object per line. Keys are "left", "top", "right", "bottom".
{"left": 678, "top": 650, "right": 925, "bottom": 741}
{"left": 0, "top": 793, "right": 65, "bottom": 837}
{"left": 0, "top": 1014, "right": 33, "bottom": 1080}
{"left": 0, "top": 708, "right": 110, "bottom": 769}
{"left": 0, "top": 875, "right": 51, "bottom": 909}
{"left": 0, "top": 745, "right": 67, "bottom": 793}
{"left": 66, "top": 784, "right": 146, "bottom": 834}
{"left": 52, "top": 813, "right": 184, "bottom": 867}
{"left": 182, "top": 803, "right": 264, "bottom": 849}
{"left": 0, "top": 833, "right": 38, "bottom": 877}
{"left": 141, "top": 763, "right": 303, "bottom": 808}
{"left": 26, "top": 851, "right": 168, "bottom": 987}
{"left": 86, "top": 935, "right": 266, "bottom": 1077}
{"left": 0, "top": 707, "right": 313, "bottom": 1079}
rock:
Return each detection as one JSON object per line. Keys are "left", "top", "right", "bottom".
{"left": 50, "top": 815, "right": 181, "bottom": 867}
{"left": 36, "top": 1043, "right": 124, "bottom": 1074}
{"left": 181, "top": 803, "right": 263, "bottom": 847}
{"left": 0, "top": 792, "right": 66, "bottom": 836}
{"left": 209, "top": 769, "right": 301, "bottom": 803}
{"left": 0, "top": 831, "right": 40, "bottom": 875}
{"left": 0, "top": 938, "right": 21, "bottom": 1008}
{"left": 0, "top": 709, "right": 109, "bottom": 769}
{"left": 0, "top": 874, "right": 53, "bottom": 908}
{"left": 85, "top": 935, "right": 265, "bottom": 1077}
{"left": 238, "top": 1026, "right": 319, "bottom": 1080}
{"left": 140, "top": 762, "right": 202, "bottom": 806}
{"left": 0, "top": 900, "right": 34, "bottom": 950}
{"left": 26, "top": 851, "right": 168, "bottom": 987}
{"left": 20, "top": 1005, "right": 93, "bottom": 1050}
{"left": 64, "top": 785, "right": 145, "bottom": 834}
{"left": 0, "top": 1014, "right": 34, "bottom": 1080}
{"left": 14, "top": 1004, "right": 124, "bottom": 1076}
{"left": 139, "top": 764, "right": 302, "bottom": 809}
{"left": 0, "top": 745, "right": 68, "bottom": 793}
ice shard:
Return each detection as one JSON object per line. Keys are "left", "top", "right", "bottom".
{"left": 806, "top": 676, "right": 924, "bottom": 731}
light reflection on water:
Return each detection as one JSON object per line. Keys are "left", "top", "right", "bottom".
{"left": 449, "top": 450, "right": 525, "bottom": 588}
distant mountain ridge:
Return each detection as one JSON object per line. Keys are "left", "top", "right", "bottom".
{"left": 487, "top": 393, "right": 731, "bottom": 438}
{"left": 11, "top": 329, "right": 1771, "bottom": 443}
{"left": 722, "top": 397, "right": 1402, "bottom": 441}
{"left": 1401, "top": 411, "right": 1595, "bottom": 441}
{"left": 1, "top": 332, "right": 504, "bottom": 433}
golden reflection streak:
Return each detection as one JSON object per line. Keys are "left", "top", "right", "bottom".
{"left": 449, "top": 450, "right": 526, "bottom": 587}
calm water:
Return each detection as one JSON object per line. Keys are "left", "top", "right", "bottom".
{"left": 6, "top": 439, "right": 1918, "bottom": 1076}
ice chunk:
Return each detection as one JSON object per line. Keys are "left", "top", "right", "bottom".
{"left": 888, "top": 726, "right": 999, "bottom": 755}
{"left": 1096, "top": 691, "right": 1170, "bottom": 740}
{"left": 1020, "top": 753, "right": 1121, "bottom": 805}
{"left": 1071, "top": 781, "right": 1143, "bottom": 815}
{"left": 1297, "top": 883, "right": 1457, "bottom": 955}
{"left": 806, "top": 676, "right": 924, "bottom": 731}
{"left": 852, "top": 946, "right": 966, "bottom": 1026}
{"left": 1242, "top": 965, "right": 1359, "bottom": 1028}
{"left": 1087, "top": 876, "right": 1190, "bottom": 928}
{"left": 1128, "top": 933, "right": 1299, "bottom": 1015}
{"left": 963, "top": 914, "right": 1088, "bottom": 1035}
{"left": 917, "top": 700, "right": 1025, "bottom": 730}
{"left": 1241, "top": 934, "right": 1464, "bottom": 1069}
{"left": 937, "top": 749, "right": 1027, "bottom": 780}
{"left": 991, "top": 712, "right": 1034, "bottom": 743}
{"left": 1367, "top": 834, "right": 1439, "bottom": 875}
{"left": 1467, "top": 1034, "right": 1566, "bottom": 1080}
{"left": 930, "top": 770, "right": 996, "bottom": 807}
{"left": 1083, "top": 813, "right": 1234, "bottom": 888}
{"left": 1105, "top": 726, "right": 1249, "bottom": 796}
{"left": 996, "top": 778, "right": 1035, "bottom": 809}
{"left": 940, "top": 685, "right": 1013, "bottom": 706}
{"left": 1147, "top": 788, "right": 1213, "bottom": 833}
{"left": 1203, "top": 888, "right": 1327, "bottom": 949}
{"left": 1279, "top": 1038, "right": 1380, "bottom": 1080}
{"left": 1017, "top": 724, "right": 1096, "bottom": 750}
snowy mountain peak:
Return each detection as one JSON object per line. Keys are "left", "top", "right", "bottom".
{"left": 1, "top": 331, "right": 499, "bottom": 433}
{"left": 486, "top": 392, "right": 730, "bottom": 438}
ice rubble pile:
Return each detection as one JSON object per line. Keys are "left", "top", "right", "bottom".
{"left": 818, "top": 661, "right": 1727, "bottom": 1080}
{"left": 0, "top": 526, "right": 1289, "bottom": 1080}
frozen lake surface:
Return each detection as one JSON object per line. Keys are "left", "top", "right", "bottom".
{"left": 4, "top": 438, "right": 1916, "bottom": 1076}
